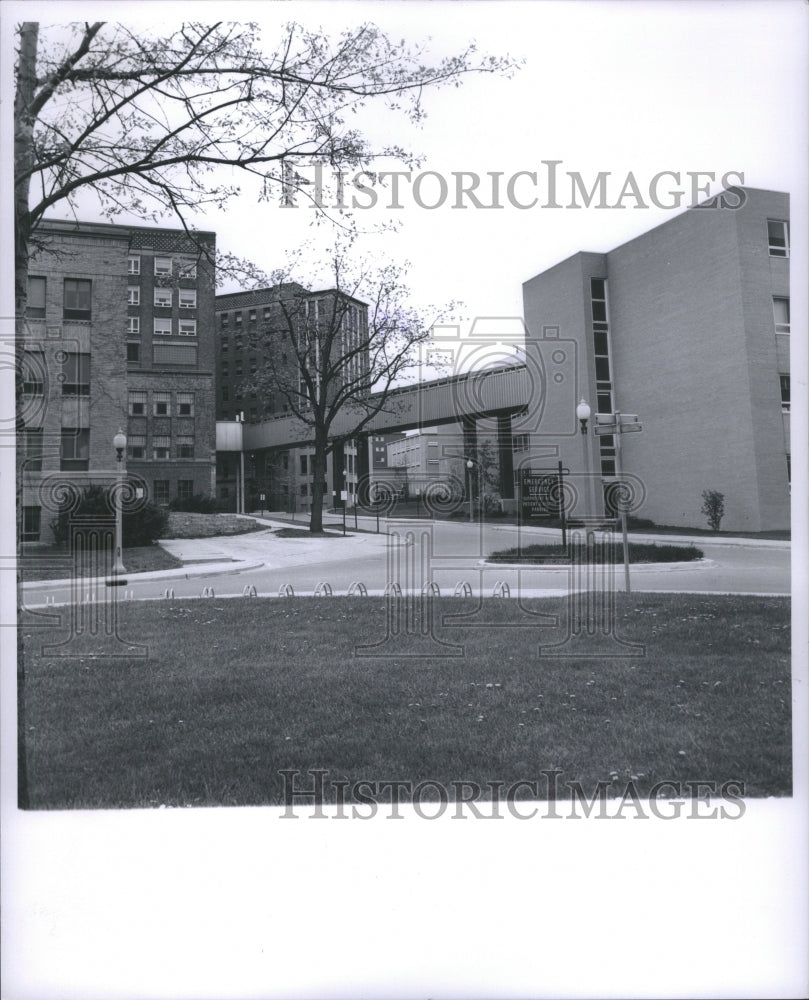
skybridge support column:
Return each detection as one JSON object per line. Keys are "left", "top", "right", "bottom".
{"left": 497, "top": 413, "right": 515, "bottom": 502}
{"left": 356, "top": 433, "right": 371, "bottom": 493}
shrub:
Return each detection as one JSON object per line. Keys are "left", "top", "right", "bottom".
{"left": 169, "top": 493, "right": 217, "bottom": 514}
{"left": 700, "top": 489, "right": 725, "bottom": 531}
{"left": 50, "top": 484, "right": 168, "bottom": 548}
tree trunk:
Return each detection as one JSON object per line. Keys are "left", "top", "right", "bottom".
{"left": 309, "top": 433, "right": 329, "bottom": 533}
{"left": 14, "top": 23, "right": 38, "bottom": 810}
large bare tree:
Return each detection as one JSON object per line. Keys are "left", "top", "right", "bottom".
{"left": 14, "top": 19, "right": 517, "bottom": 314}
{"left": 243, "top": 246, "right": 457, "bottom": 532}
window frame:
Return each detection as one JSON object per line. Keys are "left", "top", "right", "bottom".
{"left": 152, "top": 435, "right": 171, "bottom": 460}
{"left": 780, "top": 374, "right": 790, "bottom": 412}
{"left": 773, "top": 297, "right": 790, "bottom": 335}
{"left": 61, "top": 352, "right": 90, "bottom": 396}
{"left": 154, "top": 318, "right": 173, "bottom": 337}
{"left": 128, "top": 390, "right": 148, "bottom": 416}
{"left": 27, "top": 276, "right": 46, "bottom": 318}
{"left": 179, "top": 289, "right": 197, "bottom": 309}
{"left": 60, "top": 427, "right": 90, "bottom": 470}
{"left": 153, "top": 392, "right": 171, "bottom": 417}
{"left": 63, "top": 278, "right": 92, "bottom": 320}
{"left": 154, "top": 257, "right": 172, "bottom": 276}
{"left": 178, "top": 319, "right": 197, "bottom": 337}
{"left": 767, "top": 220, "right": 789, "bottom": 258}
{"left": 128, "top": 256, "right": 141, "bottom": 275}
{"left": 153, "top": 287, "right": 173, "bottom": 308}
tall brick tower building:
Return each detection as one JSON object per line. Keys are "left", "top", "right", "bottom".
{"left": 19, "top": 220, "right": 217, "bottom": 542}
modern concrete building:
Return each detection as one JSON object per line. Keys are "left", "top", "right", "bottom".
{"left": 20, "top": 220, "right": 217, "bottom": 542}
{"left": 521, "top": 187, "right": 791, "bottom": 531}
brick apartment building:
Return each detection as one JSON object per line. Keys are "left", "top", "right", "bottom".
{"left": 522, "top": 186, "right": 791, "bottom": 531}
{"left": 19, "top": 220, "right": 216, "bottom": 542}
{"left": 214, "top": 285, "right": 368, "bottom": 512}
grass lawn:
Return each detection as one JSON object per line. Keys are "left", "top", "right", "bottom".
{"left": 21, "top": 594, "right": 791, "bottom": 809}
{"left": 488, "top": 542, "right": 704, "bottom": 564}
{"left": 20, "top": 545, "right": 183, "bottom": 582}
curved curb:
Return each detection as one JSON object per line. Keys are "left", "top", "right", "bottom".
{"left": 479, "top": 558, "right": 717, "bottom": 573}
{"left": 20, "top": 558, "right": 265, "bottom": 590}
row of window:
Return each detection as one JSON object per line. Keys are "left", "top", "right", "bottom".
{"left": 128, "top": 390, "right": 195, "bottom": 417}
{"left": 127, "top": 434, "right": 195, "bottom": 461}
{"left": 128, "top": 257, "right": 197, "bottom": 279}
{"left": 27, "top": 277, "right": 92, "bottom": 320}
{"left": 28, "top": 275, "right": 199, "bottom": 322}
{"left": 221, "top": 308, "right": 269, "bottom": 326}
{"left": 127, "top": 317, "right": 197, "bottom": 336}
{"left": 128, "top": 287, "right": 197, "bottom": 308}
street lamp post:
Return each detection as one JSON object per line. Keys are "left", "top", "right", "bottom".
{"left": 112, "top": 428, "right": 127, "bottom": 580}
{"left": 575, "top": 399, "right": 596, "bottom": 520}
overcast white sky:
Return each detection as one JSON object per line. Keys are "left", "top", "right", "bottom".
{"left": 5, "top": 0, "right": 807, "bottom": 327}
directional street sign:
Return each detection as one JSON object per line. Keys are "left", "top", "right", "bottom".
{"left": 594, "top": 412, "right": 643, "bottom": 435}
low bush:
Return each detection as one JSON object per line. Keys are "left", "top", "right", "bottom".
{"left": 50, "top": 484, "right": 168, "bottom": 548}
{"left": 169, "top": 493, "right": 218, "bottom": 514}
{"left": 488, "top": 542, "right": 704, "bottom": 564}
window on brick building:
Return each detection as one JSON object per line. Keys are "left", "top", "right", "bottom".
{"left": 235, "top": 311, "right": 242, "bottom": 324}
{"left": 154, "top": 257, "right": 172, "bottom": 276}
{"left": 780, "top": 375, "right": 790, "bottom": 412}
{"left": 767, "top": 220, "right": 789, "bottom": 257}
{"left": 128, "top": 286, "right": 140, "bottom": 306}
{"left": 129, "top": 390, "right": 147, "bottom": 416}
{"left": 154, "top": 288, "right": 172, "bottom": 308}
{"left": 24, "top": 429, "right": 43, "bottom": 471}
{"left": 773, "top": 297, "right": 790, "bottom": 334}
{"left": 153, "top": 479, "right": 170, "bottom": 504}
{"left": 177, "top": 392, "right": 194, "bottom": 416}
{"left": 61, "top": 352, "right": 90, "bottom": 395}
{"left": 128, "top": 316, "right": 140, "bottom": 335}
{"left": 249, "top": 310, "right": 256, "bottom": 322}
{"left": 177, "top": 436, "right": 194, "bottom": 458}
{"left": 221, "top": 313, "right": 229, "bottom": 327}
{"left": 22, "top": 351, "right": 44, "bottom": 395}
{"left": 128, "top": 256, "right": 141, "bottom": 275}
{"left": 300, "top": 454, "right": 308, "bottom": 475}
{"left": 179, "top": 261, "right": 197, "bottom": 279}
{"left": 127, "top": 434, "right": 146, "bottom": 459}
{"left": 179, "top": 289, "right": 197, "bottom": 309}
{"left": 61, "top": 428, "right": 89, "bottom": 470}
{"left": 22, "top": 506, "right": 41, "bottom": 542}
{"left": 127, "top": 342, "right": 140, "bottom": 363}
{"left": 178, "top": 319, "right": 196, "bottom": 336}
{"left": 153, "top": 392, "right": 171, "bottom": 416}
{"left": 63, "top": 279, "right": 91, "bottom": 319}
{"left": 177, "top": 479, "right": 194, "bottom": 499}
{"left": 27, "top": 276, "right": 46, "bottom": 318}
{"left": 154, "top": 318, "right": 172, "bottom": 336}
{"left": 153, "top": 435, "right": 171, "bottom": 460}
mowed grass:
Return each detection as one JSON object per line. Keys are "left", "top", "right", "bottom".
{"left": 20, "top": 545, "right": 183, "bottom": 582}
{"left": 21, "top": 594, "right": 791, "bottom": 808}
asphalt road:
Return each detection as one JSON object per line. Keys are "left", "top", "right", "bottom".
{"left": 21, "top": 516, "right": 791, "bottom": 609}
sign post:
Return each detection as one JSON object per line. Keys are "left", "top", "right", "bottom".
{"left": 595, "top": 412, "right": 643, "bottom": 593}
